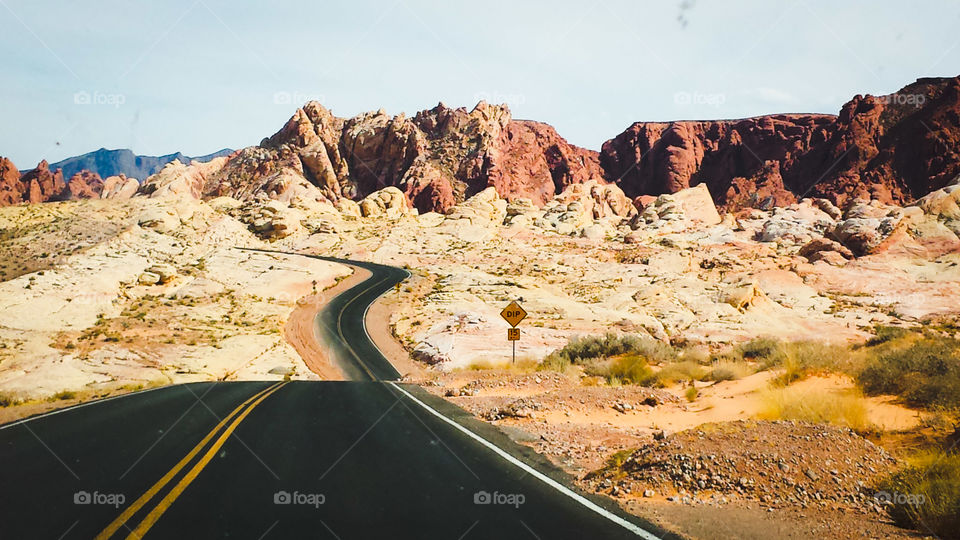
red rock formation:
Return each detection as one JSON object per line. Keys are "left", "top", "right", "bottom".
{"left": 66, "top": 170, "right": 104, "bottom": 199}
{"left": 485, "top": 120, "right": 602, "bottom": 206}
{"left": 809, "top": 77, "right": 960, "bottom": 206}
{"left": 601, "top": 76, "right": 960, "bottom": 211}
{"left": 16, "top": 160, "right": 67, "bottom": 204}
{"left": 261, "top": 101, "right": 603, "bottom": 213}
{"left": 0, "top": 157, "right": 21, "bottom": 206}
{"left": 600, "top": 115, "right": 835, "bottom": 212}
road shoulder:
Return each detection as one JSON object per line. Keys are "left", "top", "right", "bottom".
{"left": 283, "top": 266, "right": 371, "bottom": 380}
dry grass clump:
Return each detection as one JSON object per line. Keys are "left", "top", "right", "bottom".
{"left": 0, "top": 392, "right": 21, "bottom": 407}
{"left": 651, "top": 361, "right": 708, "bottom": 387}
{"left": 705, "top": 361, "right": 755, "bottom": 382}
{"left": 757, "top": 386, "right": 873, "bottom": 433}
{"left": 876, "top": 451, "right": 960, "bottom": 538}
{"left": 465, "top": 356, "right": 539, "bottom": 372}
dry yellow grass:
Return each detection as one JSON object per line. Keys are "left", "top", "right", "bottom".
{"left": 757, "top": 386, "right": 873, "bottom": 432}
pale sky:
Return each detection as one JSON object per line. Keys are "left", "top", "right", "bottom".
{"left": 2, "top": 0, "right": 959, "bottom": 167}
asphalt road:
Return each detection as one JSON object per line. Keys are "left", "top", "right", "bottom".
{"left": 0, "top": 254, "right": 670, "bottom": 539}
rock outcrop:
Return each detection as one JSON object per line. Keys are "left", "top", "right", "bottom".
{"left": 358, "top": 187, "right": 414, "bottom": 218}
{"left": 0, "top": 157, "right": 138, "bottom": 205}
{"left": 629, "top": 183, "right": 721, "bottom": 230}
{"left": 261, "top": 101, "right": 601, "bottom": 213}
{"left": 602, "top": 76, "right": 960, "bottom": 211}
{"left": 914, "top": 175, "right": 960, "bottom": 235}
{"left": 66, "top": 171, "right": 104, "bottom": 199}
{"left": 830, "top": 201, "right": 906, "bottom": 256}
{"left": 139, "top": 157, "right": 230, "bottom": 199}
{"left": 601, "top": 115, "right": 833, "bottom": 211}
{"left": 100, "top": 174, "right": 139, "bottom": 199}
{"left": 0, "top": 157, "right": 21, "bottom": 206}
{"left": 18, "top": 160, "right": 67, "bottom": 203}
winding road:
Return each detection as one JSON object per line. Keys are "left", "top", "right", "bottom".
{"left": 0, "top": 253, "right": 670, "bottom": 539}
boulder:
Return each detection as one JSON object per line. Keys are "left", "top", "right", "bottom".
{"left": 629, "top": 184, "right": 720, "bottom": 230}
{"left": 138, "top": 206, "right": 180, "bottom": 234}
{"left": 671, "top": 184, "right": 722, "bottom": 225}
{"left": 138, "top": 272, "right": 161, "bottom": 285}
{"left": 722, "top": 282, "right": 769, "bottom": 311}
{"left": 146, "top": 264, "right": 177, "bottom": 283}
{"left": 506, "top": 198, "right": 537, "bottom": 217}
{"left": 581, "top": 224, "right": 607, "bottom": 240}
{"left": 831, "top": 205, "right": 903, "bottom": 256}
{"left": 335, "top": 198, "right": 362, "bottom": 218}
{"left": 798, "top": 238, "right": 854, "bottom": 262}
{"left": 915, "top": 176, "right": 960, "bottom": 234}
{"left": 358, "top": 186, "right": 412, "bottom": 218}
{"left": 445, "top": 187, "right": 507, "bottom": 224}
{"left": 100, "top": 175, "right": 139, "bottom": 199}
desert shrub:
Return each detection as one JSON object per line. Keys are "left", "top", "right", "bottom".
{"left": 858, "top": 336, "right": 960, "bottom": 410}
{"left": 586, "top": 354, "right": 656, "bottom": 385}
{"left": 653, "top": 361, "right": 708, "bottom": 387}
{"left": 867, "top": 325, "right": 912, "bottom": 346}
{"left": 685, "top": 386, "right": 699, "bottom": 402}
{"left": 707, "top": 361, "right": 754, "bottom": 382}
{"left": 614, "top": 248, "right": 648, "bottom": 264}
{"left": 736, "top": 337, "right": 785, "bottom": 365}
{"left": 0, "top": 393, "right": 19, "bottom": 407}
{"left": 539, "top": 333, "right": 675, "bottom": 372}
{"left": 539, "top": 353, "right": 573, "bottom": 372}
{"left": 757, "top": 387, "right": 872, "bottom": 432}
{"left": 876, "top": 452, "right": 960, "bottom": 537}
{"left": 677, "top": 346, "right": 711, "bottom": 365}
{"left": 49, "top": 390, "right": 76, "bottom": 401}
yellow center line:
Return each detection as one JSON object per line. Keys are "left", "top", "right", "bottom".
{"left": 125, "top": 381, "right": 288, "bottom": 539}
{"left": 95, "top": 382, "right": 282, "bottom": 540}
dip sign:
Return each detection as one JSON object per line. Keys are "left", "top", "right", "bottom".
{"left": 500, "top": 301, "right": 527, "bottom": 363}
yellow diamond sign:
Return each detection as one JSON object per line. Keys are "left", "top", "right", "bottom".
{"left": 500, "top": 301, "right": 527, "bottom": 327}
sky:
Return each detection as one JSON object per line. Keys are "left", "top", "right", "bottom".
{"left": 1, "top": 0, "right": 959, "bottom": 167}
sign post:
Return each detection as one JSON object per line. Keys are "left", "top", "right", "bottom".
{"left": 500, "top": 301, "right": 527, "bottom": 364}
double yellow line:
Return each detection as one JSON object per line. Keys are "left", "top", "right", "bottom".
{"left": 97, "top": 382, "right": 287, "bottom": 540}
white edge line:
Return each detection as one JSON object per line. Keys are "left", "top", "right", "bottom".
{"left": 0, "top": 384, "right": 170, "bottom": 431}
{"left": 386, "top": 382, "right": 661, "bottom": 540}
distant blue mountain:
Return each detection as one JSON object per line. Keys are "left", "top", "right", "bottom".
{"left": 48, "top": 148, "right": 234, "bottom": 182}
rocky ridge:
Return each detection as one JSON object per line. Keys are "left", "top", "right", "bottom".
{"left": 602, "top": 76, "right": 960, "bottom": 212}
